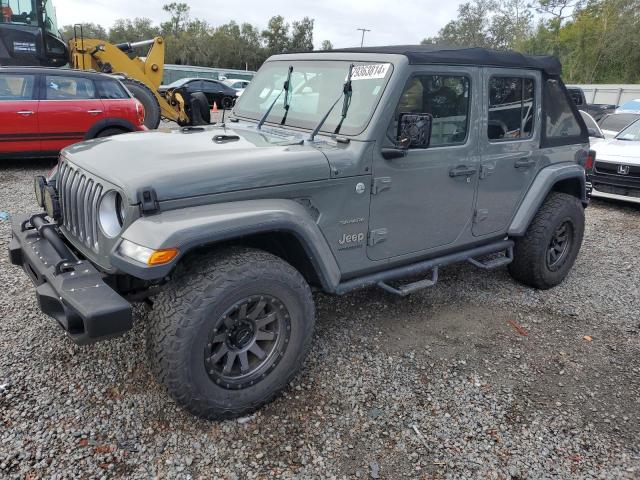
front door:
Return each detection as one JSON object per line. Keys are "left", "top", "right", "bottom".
{"left": 367, "top": 67, "right": 480, "bottom": 261}
{"left": 38, "top": 74, "right": 105, "bottom": 152}
{"left": 473, "top": 68, "right": 541, "bottom": 236}
{"left": 0, "top": 72, "right": 39, "bottom": 155}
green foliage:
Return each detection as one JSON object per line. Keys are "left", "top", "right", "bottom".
{"left": 59, "top": 22, "right": 107, "bottom": 42}
{"left": 59, "top": 3, "right": 318, "bottom": 71}
{"left": 321, "top": 40, "right": 334, "bottom": 51}
{"left": 424, "top": 0, "right": 640, "bottom": 83}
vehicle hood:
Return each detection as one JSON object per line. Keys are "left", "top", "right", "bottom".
{"left": 61, "top": 126, "right": 331, "bottom": 202}
{"left": 592, "top": 138, "right": 640, "bottom": 164}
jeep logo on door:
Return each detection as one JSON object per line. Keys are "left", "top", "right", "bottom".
{"left": 338, "top": 232, "right": 365, "bottom": 249}
{"left": 617, "top": 165, "right": 630, "bottom": 175}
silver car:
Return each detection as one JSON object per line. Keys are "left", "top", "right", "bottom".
{"left": 589, "top": 118, "right": 640, "bottom": 203}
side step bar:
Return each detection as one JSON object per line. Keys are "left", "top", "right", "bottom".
{"left": 334, "top": 239, "right": 514, "bottom": 296}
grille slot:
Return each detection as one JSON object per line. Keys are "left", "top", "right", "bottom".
{"left": 58, "top": 159, "right": 103, "bottom": 251}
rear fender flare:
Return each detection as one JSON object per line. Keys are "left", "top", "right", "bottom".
{"left": 509, "top": 163, "right": 587, "bottom": 237}
{"left": 85, "top": 118, "right": 136, "bottom": 139}
{"left": 110, "top": 199, "right": 341, "bottom": 291}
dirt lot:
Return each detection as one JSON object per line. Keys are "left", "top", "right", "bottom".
{"left": 1, "top": 158, "right": 639, "bottom": 479}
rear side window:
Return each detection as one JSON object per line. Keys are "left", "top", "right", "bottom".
{"left": 488, "top": 76, "right": 535, "bottom": 141}
{"left": 96, "top": 79, "right": 130, "bottom": 99}
{"left": 542, "top": 78, "right": 585, "bottom": 145}
{"left": 567, "top": 89, "right": 584, "bottom": 106}
{"left": 395, "top": 74, "right": 471, "bottom": 147}
{"left": 45, "top": 75, "right": 96, "bottom": 100}
{"left": 0, "top": 73, "right": 35, "bottom": 101}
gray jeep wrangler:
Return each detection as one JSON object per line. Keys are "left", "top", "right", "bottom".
{"left": 9, "top": 46, "right": 592, "bottom": 419}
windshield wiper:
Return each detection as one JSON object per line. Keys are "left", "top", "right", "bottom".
{"left": 308, "top": 64, "right": 354, "bottom": 142}
{"left": 280, "top": 65, "right": 294, "bottom": 125}
{"left": 257, "top": 65, "right": 293, "bottom": 130}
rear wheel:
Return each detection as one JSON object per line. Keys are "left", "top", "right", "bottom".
{"left": 508, "top": 192, "right": 585, "bottom": 289}
{"left": 146, "top": 247, "right": 315, "bottom": 419}
{"left": 120, "top": 78, "right": 161, "bottom": 129}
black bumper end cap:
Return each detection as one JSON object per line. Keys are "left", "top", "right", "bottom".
{"left": 8, "top": 235, "right": 23, "bottom": 266}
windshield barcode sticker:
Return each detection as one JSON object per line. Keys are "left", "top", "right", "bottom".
{"left": 351, "top": 63, "right": 391, "bottom": 81}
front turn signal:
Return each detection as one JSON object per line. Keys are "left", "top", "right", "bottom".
{"left": 148, "top": 248, "right": 179, "bottom": 266}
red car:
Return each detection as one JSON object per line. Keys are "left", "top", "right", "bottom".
{"left": 0, "top": 67, "right": 147, "bottom": 159}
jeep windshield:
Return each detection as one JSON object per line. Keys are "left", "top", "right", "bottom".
{"left": 233, "top": 60, "right": 393, "bottom": 136}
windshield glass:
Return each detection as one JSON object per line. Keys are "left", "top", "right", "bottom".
{"left": 0, "top": 0, "right": 36, "bottom": 25}
{"left": 42, "top": 0, "right": 60, "bottom": 37}
{"left": 616, "top": 119, "right": 640, "bottom": 141}
{"left": 233, "top": 60, "right": 393, "bottom": 136}
{"left": 600, "top": 113, "right": 640, "bottom": 132}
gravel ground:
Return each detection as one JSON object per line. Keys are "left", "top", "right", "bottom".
{"left": 1, "top": 158, "right": 639, "bottom": 479}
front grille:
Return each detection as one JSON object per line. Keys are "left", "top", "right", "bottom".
{"left": 58, "top": 159, "right": 103, "bottom": 252}
{"left": 594, "top": 161, "right": 640, "bottom": 178}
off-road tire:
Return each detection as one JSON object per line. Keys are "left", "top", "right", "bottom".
{"left": 146, "top": 247, "right": 315, "bottom": 420}
{"left": 508, "top": 192, "right": 584, "bottom": 290}
{"left": 120, "top": 78, "right": 161, "bottom": 129}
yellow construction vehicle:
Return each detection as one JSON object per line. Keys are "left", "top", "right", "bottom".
{"left": 68, "top": 33, "right": 190, "bottom": 128}
{"left": 0, "top": 0, "right": 201, "bottom": 128}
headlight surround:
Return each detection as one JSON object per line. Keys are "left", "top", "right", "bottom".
{"left": 98, "top": 190, "right": 126, "bottom": 238}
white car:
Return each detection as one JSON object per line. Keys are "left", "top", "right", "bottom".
{"left": 589, "top": 118, "right": 640, "bottom": 203}
{"left": 223, "top": 78, "right": 251, "bottom": 97}
{"left": 580, "top": 110, "right": 606, "bottom": 146}
{"left": 598, "top": 112, "right": 640, "bottom": 139}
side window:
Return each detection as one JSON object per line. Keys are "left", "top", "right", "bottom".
{"left": 394, "top": 74, "right": 470, "bottom": 147}
{"left": 45, "top": 75, "right": 96, "bottom": 100}
{"left": 96, "top": 80, "right": 129, "bottom": 99}
{"left": 488, "top": 76, "right": 535, "bottom": 141}
{"left": 544, "top": 79, "right": 582, "bottom": 139}
{"left": 568, "top": 89, "right": 583, "bottom": 106}
{"left": 0, "top": 74, "right": 35, "bottom": 100}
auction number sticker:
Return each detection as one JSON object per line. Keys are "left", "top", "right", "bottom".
{"left": 351, "top": 63, "right": 391, "bottom": 81}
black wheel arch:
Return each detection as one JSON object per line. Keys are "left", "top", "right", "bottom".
{"left": 85, "top": 118, "right": 136, "bottom": 140}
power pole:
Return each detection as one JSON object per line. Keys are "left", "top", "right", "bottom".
{"left": 356, "top": 28, "right": 371, "bottom": 47}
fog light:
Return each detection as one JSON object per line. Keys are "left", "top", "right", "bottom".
{"left": 34, "top": 176, "right": 46, "bottom": 208}
{"left": 43, "top": 185, "right": 61, "bottom": 223}
{"left": 118, "top": 239, "right": 178, "bottom": 266}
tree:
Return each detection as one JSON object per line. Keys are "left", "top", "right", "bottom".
{"left": 261, "top": 15, "right": 290, "bottom": 55}
{"left": 321, "top": 40, "right": 333, "bottom": 50}
{"left": 108, "top": 18, "right": 160, "bottom": 44}
{"left": 59, "top": 23, "right": 107, "bottom": 42}
{"left": 161, "top": 2, "right": 190, "bottom": 36}
{"left": 289, "top": 17, "right": 314, "bottom": 52}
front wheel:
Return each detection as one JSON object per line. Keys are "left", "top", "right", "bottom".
{"left": 146, "top": 248, "right": 315, "bottom": 420}
{"left": 508, "top": 192, "right": 585, "bottom": 289}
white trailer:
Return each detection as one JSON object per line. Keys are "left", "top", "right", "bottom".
{"left": 567, "top": 84, "right": 640, "bottom": 106}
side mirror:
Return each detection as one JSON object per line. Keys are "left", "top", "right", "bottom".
{"left": 397, "top": 113, "right": 433, "bottom": 149}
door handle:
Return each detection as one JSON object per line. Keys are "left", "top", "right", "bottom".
{"left": 449, "top": 165, "right": 477, "bottom": 177}
{"left": 17, "top": 110, "right": 34, "bottom": 116}
{"left": 87, "top": 109, "right": 103, "bottom": 115}
{"left": 515, "top": 158, "right": 536, "bottom": 169}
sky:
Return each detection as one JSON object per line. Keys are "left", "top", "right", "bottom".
{"left": 52, "top": 0, "right": 464, "bottom": 49}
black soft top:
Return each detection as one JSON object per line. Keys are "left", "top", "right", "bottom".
{"left": 324, "top": 45, "right": 561, "bottom": 76}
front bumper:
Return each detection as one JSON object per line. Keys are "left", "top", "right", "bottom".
{"left": 587, "top": 171, "right": 640, "bottom": 200}
{"left": 8, "top": 213, "right": 133, "bottom": 345}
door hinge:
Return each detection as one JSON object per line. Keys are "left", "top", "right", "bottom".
{"left": 368, "top": 228, "right": 388, "bottom": 246}
{"left": 371, "top": 177, "right": 391, "bottom": 195}
{"left": 474, "top": 209, "right": 489, "bottom": 223}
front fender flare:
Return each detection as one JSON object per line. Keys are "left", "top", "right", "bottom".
{"left": 110, "top": 199, "right": 341, "bottom": 291}
{"left": 509, "top": 163, "right": 586, "bottom": 237}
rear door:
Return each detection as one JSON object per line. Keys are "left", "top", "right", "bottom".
{"left": 0, "top": 72, "right": 39, "bottom": 155}
{"left": 473, "top": 68, "right": 541, "bottom": 237}
{"left": 38, "top": 74, "right": 105, "bottom": 152}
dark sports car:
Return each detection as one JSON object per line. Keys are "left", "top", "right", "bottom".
{"left": 159, "top": 78, "right": 238, "bottom": 109}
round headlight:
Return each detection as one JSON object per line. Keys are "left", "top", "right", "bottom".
{"left": 34, "top": 176, "right": 46, "bottom": 208}
{"left": 98, "top": 191, "right": 126, "bottom": 238}
{"left": 43, "top": 185, "right": 61, "bottom": 222}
